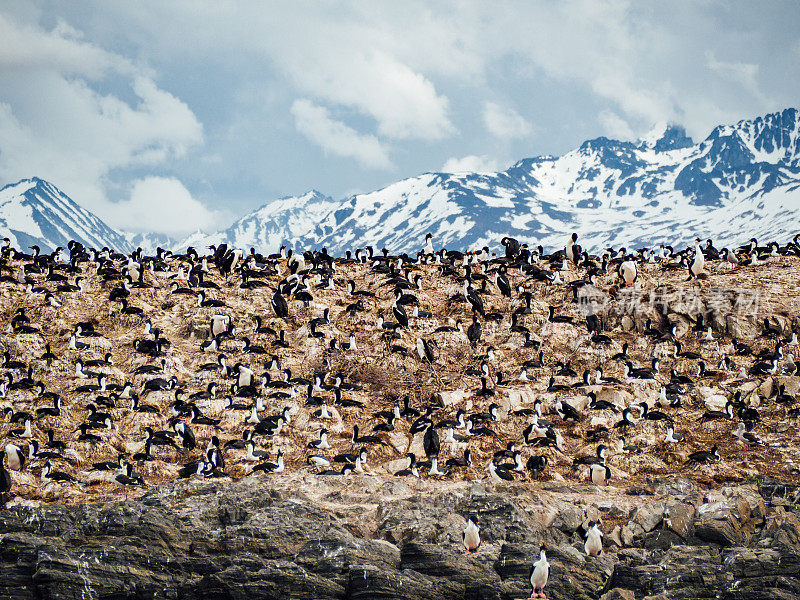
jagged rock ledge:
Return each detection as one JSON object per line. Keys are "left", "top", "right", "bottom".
{"left": 2, "top": 474, "right": 800, "bottom": 599}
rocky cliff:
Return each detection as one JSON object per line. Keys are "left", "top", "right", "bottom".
{"left": 2, "top": 474, "right": 800, "bottom": 600}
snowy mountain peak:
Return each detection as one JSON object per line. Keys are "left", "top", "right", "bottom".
{"left": 638, "top": 122, "right": 694, "bottom": 152}
{"left": 5, "top": 177, "right": 52, "bottom": 198}
{"left": 298, "top": 189, "right": 328, "bottom": 202}
{"left": 202, "top": 189, "right": 340, "bottom": 252}
{"left": 0, "top": 178, "right": 131, "bottom": 253}
{"left": 708, "top": 107, "right": 799, "bottom": 166}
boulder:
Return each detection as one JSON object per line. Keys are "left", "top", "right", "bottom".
{"left": 694, "top": 487, "right": 764, "bottom": 547}
{"left": 600, "top": 588, "right": 635, "bottom": 600}
{"left": 435, "top": 389, "right": 468, "bottom": 407}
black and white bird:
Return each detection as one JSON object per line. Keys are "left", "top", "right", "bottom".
{"left": 555, "top": 401, "right": 581, "bottom": 422}
{"left": 565, "top": 232, "right": 579, "bottom": 264}
{"left": 699, "top": 402, "right": 734, "bottom": 423}
{"left": 589, "top": 462, "right": 611, "bottom": 486}
{"left": 41, "top": 461, "right": 75, "bottom": 483}
{"left": 252, "top": 449, "right": 285, "bottom": 473}
{"left": 572, "top": 444, "right": 607, "bottom": 468}
{"left": 529, "top": 545, "right": 550, "bottom": 599}
{"left": 734, "top": 422, "right": 764, "bottom": 447}
{"left": 462, "top": 515, "right": 481, "bottom": 554}
{"left": 718, "top": 246, "right": 738, "bottom": 269}
{"left": 271, "top": 290, "right": 289, "bottom": 319}
{"left": 392, "top": 300, "right": 408, "bottom": 328}
{"left": 200, "top": 336, "right": 221, "bottom": 352}
{"left": 4, "top": 443, "right": 25, "bottom": 472}
{"left": 466, "top": 315, "right": 482, "bottom": 349}
{"left": 526, "top": 455, "right": 548, "bottom": 478}
{"left": 673, "top": 341, "right": 701, "bottom": 360}
{"left": 7, "top": 419, "right": 33, "bottom": 439}
{"left": 0, "top": 449, "right": 12, "bottom": 499}
{"left": 583, "top": 521, "right": 603, "bottom": 556}
{"left": 415, "top": 337, "right": 436, "bottom": 363}
{"left": 486, "top": 459, "right": 514, "bottom": 482}
{"left": 243, "top": 440, "right": 268, "bottom": 462}
{"left": 664, "top": 425, "right": 685, "bottom": 444}
{"left": 618, "top": 258, "right": 637, "bottom": 287}
{"left": 685, "top": 444, "right": 721, "bottom": 465}
{"left": 423, "top": 425, "right": 440, "bottom": 459}
{"left": 638, "top": 402, "right": 674, "bottom": 423}
{"left": 308, "top": 428, "right": 331, "bottom": 450}
{"left": 687, "top": 239, "right": 706, "bottom": 280}
{"left": 588, "top": 392, "right": 619, "bottom": 413}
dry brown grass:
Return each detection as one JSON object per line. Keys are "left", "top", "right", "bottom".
{"left": 0, "top": 253, "right": 799, "bottom": 507}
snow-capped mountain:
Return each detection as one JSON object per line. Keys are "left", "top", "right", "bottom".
{"left": 181, "top": 190, "right": 340, "bottom": 253}
{"left": 0, "top": 178, "right": 132, "bottom": 253}
{"left": 3, "top": 108, "right": 799, "bottom": 257}
{"left": 123, "top": 231, "right": 179, "bottom": 254}
{"left": 189, "top": 107, "right": 800, "bottom": 255}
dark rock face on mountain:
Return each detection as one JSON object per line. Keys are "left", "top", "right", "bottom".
{"left": 2, "top": 475, "right": 800, "bottom": 599}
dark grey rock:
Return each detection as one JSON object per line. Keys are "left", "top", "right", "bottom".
{"left": 1, "top": 477, "right": 800, "bottom": 600}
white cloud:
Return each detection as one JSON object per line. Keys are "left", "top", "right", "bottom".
{"left": 706, "top": 52, "right": 764, "bottom": 100}
{"left": 598, "top": 110, "right": 634, "bottom": 140}
{"left": 289, "top": 51, "right": 455, "bottom": 141}
{"left": 59, "top": 3, "right": 798, "bottom": 151}
{"left": 0, "top": 14, "right": 204, "bottom": 234}
{"left": 59, "top": 5, "right": 460, "bottom": 143}
{"left": 0, "top": 2, "right": 796, "bottom": 226}
{"left": 441, "top": 155, "right": 502, "bottom": 173}
{"left": 290, "top": 99, "right": 392, "bottom": 170}
{"left": 0, "top": 13, "right": 132, "bottom": 78}
{"left": 483, "top": 101, "right": 532, "bottom": 139}
{"left": 108, "top": 177, "right": 217, "bottom": 235}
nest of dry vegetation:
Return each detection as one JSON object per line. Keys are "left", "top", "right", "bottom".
{"left": 2, "top": 247, "right": 800, "bottom": 506}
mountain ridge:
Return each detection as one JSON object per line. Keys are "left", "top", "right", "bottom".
{"left": 184, "top": 106, "right": 800, "bottom": 255}
{"left": 1, "top": 107, "right": 798, "bottom": 255}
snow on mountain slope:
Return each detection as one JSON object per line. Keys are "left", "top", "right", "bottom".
{"left": 0, "top": 178, "right": 132, "bottom": 253}
{"left": 123, "top": 231, "right": 179, "bottom": 254}
{"left": 225, "top": 191, "right": 339, "bottom": 251}
{"left": 5, "top": 108, "right": 799, "bottom": 257}
{"left": 190, "top": 107, "right": 800, "bottom": 256}
{"left": 177, "top": 191, "right": 339, "bottom": 254}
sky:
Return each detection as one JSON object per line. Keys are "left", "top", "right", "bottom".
{"left": 0, "top": 1, "right": 798, "bottom": 236}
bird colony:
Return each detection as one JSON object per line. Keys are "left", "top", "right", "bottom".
{"left": 0, "top": 234, "right": 799, "bottom": 514}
